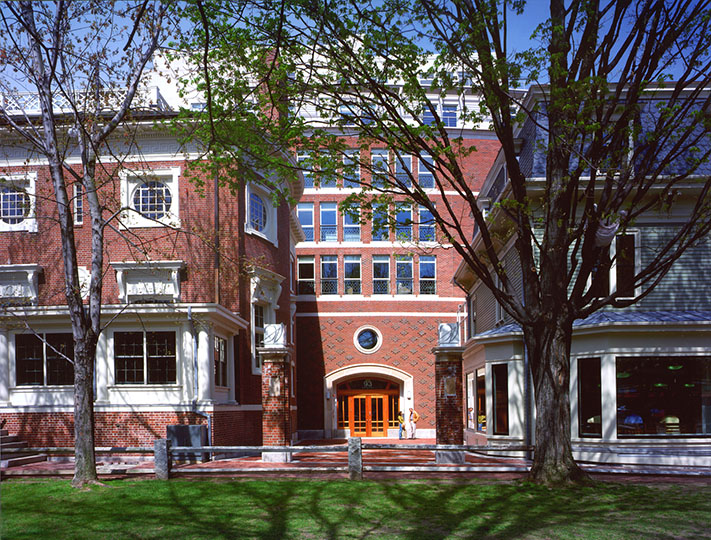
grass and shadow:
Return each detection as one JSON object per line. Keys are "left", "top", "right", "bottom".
{"left": 2, "top": 478, "right": 711, "bottom": 539}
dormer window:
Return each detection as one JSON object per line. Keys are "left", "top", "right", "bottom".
{"left": 112, "top": 260, "right": 184, "bottom": 304}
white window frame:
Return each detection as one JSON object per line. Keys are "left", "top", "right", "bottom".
{"left": 343, "top": 150, "right": 360, "bottom": 188}
{"left": 252, "top": 303, "right": 267, "bottom": 372}
{"left": 320, "top": 202, "right": 338, "bottom": 242}
{"left": 394, "top": 154, "right": 412, "bottom": 189}
{"left": 320, "top": 255, "right": 338, "bottom": 295}
{"left": 214, "top": 335, "right": 229, "bottom": 388}
{"left": 344, "top": 255, "right": 361, "bottom": 295}
{"left": 395, "top": 204, "right": 412, "bottom": 241}
{"left": 0, "top": 173, "right": 37, "bottom": 233}
{"left": 73, "top": 183, "right": 83, "bottom": 226}
{"left": 419, "top": 255, "right": 436, "bottom": 295}
{"left": 297, "top": 256, "right": 315, "bottom": 295}
{"left": 121, "top": 168, "right": 180, "bottom": 229}
{"left": 297, "top": 202, "right": 314, "bottom": 242}
{"left": 418, "top": 153, "right": 435, "bottom": 189}
{"left": 372, "top": 255, "right": 390, "bottom": 295}
{"left": 419, "top": 205, "right": 435, "bottom": 242}
{"left": 395, "top": 255, "right": 413, "bottom": 295}
{"left": 245, "top": 183, "right": 278, "bottom": 247}
{"left": 342, "top": 206, "right": 360, "bottom": 242}
{"left": 371, "top": 149, "right": 389, "bottom": 188}
{"left": 112, "top": 329, "right": 178, "bottom": 386}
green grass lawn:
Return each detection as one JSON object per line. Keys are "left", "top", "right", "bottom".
{"left": 1, "top": 478, "right": 710, "bottom": 539}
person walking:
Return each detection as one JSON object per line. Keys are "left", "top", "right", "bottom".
{"left": 408, "top": 407, "right": 420, "bottom": 439}
{"left": 397, "top": 411, "right": 405, "bottom": 439}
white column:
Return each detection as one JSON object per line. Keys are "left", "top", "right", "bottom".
{"left": 196, "top": 325, "right": 212, "bottom": 403}
{"left": 601, "top": 353, "right": 617, "bottom": 440}
{"left": 0, "top": 330, "right": 9, "bottom": 403}
{"left": 94, "top": 332, "right": 109, "bottom": 403}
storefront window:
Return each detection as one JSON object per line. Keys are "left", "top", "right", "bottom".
{"left": 493, "top": 363, "right": 509, "bottom": 435}
{"left": 578, "top": 357, "right": 602, "bottom": 437}
{"left": 616, "top": 356, "right": 711, "bottom": 437}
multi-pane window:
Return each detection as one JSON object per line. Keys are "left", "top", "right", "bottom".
{"left": 371, "top": 204, "right": 389, "bottom": 241}
{"left": 396, "top": 255, "right": 413, "bottom": 294}
{"left": 422, "top": 102, "right": 436, "bottom": 126}
{"left": 74, "top": 184, "right": 83, "bottom": 225}
{"left": 253, "top": 304, "right": 265, "bottom": 370}
{"left": 373, "top": 255, "right": 390, "bottom": 294}
{"left": 15, "top": 333, "right": 74, "bottom": 386}
{"left": 419, "top": 206, "right": 435, "bottom": 241}
{"left": 418, "top": 153, "right": 435, "bottom": 189}
{"left": 297, "top": 203, "right": 314, "bottom": 241}
{"left": 419, "top": 256, "right": 436, "bottom": 294}
{"left": 299, "top": 153, "right": 314, "bottom": 189}
{"left": 343, "top": 207, "right": 360, "bottom": 242}
{"left": 344, "top": 255, "right": 361, "bottom": 294}
{"left": 133, "top": 181, "right": 173, "bottom": 221}
{"left": 321, "top": 255, "right": 338, "bottom": 295}
{"left": 297, "top": 256, "right": 315, "bottom": 294}
{"left": 371, "top": 149, "right": 389, "bottom": 188}
{"left": 320, "top": 202, "right": 337, "bottom": 242}
{"left": 249, "top": 193, "right": 267, "bottom": 232}
{"left": 442, "top": 103, "right": 458, "bottom": 127}
{"left": 214, "top": 336, "right": 228, "bottom": 387}
{"left": 1, "top": 185, "right": 30, "bottom": 225}
{"left": 476, "top": 367, "right": 486, "bottom": 431}
{"left": 395, "top": 205, "right": 412, "bottom": 241}
{"left": 395, "top": 155, "right": 411, "bottom": 188}
{"left": 343, "top": 150, "right": 360, "bottom": 188}
{"left": 114, "top": 331, "right": 176, "bottom": 385}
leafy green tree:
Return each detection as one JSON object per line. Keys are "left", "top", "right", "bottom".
{"left": 177, "top": 0, "right": 711, "bottom": 485}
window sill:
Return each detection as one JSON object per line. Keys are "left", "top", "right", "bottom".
{"left": 108, "top": 384, "right": 182, "bottom": 390}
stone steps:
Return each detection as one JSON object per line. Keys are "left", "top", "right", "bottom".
{"left": 0, "top": 428, "right": 48, "bottom": 468}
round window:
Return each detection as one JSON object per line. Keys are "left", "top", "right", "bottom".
{"left": 249, "top": 192, "right": 267, "bottom": 232}
{"left": 1, "top": 186, "right": 30, "bottom": 224}
{"left": 354, "top": 326, "right": 382, "bottom": 354}
{"left": 133, "top": 181, "right": 172, "bottom": 220}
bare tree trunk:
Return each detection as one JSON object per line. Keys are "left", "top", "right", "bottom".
{"left": 72, "top": 337, "right": 98, "bottom": 486}
{"left": 525, "top": 319, "right": 589, "bottom": 485}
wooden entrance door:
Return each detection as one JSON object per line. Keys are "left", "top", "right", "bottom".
{"left": 348, "top": 394, "right": 388, "bottom": 437}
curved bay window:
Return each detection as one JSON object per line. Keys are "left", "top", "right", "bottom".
{"left": 617, "top": 356, "right": 711, "bottom": 437}
{"left": 336, "top": 378, "right": 400, "bottom": 437}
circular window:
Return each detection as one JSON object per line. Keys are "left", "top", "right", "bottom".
{"left": 249, "top": 192, "right": 267, "bottom": 232}
{"left": 133, "top": 181, "right": 172, "bottom": 220}
{"left": 354, "top": 326, "right": 382, "bottom": 354}
{"left": 1, "top": 186, "right": 30, "bottom": 224}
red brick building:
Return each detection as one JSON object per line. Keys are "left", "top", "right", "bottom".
{"left": 294, "top": 132, "right": 499, "bottom": 439}
{"left": 0, "top": 98, "right": 303, "bottom": 448}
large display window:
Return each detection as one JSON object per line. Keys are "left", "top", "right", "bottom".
{"left": 616, "top": 356, "right": 711, "bottom": 437}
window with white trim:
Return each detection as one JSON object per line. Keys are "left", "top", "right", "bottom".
{"left": 371, "top": 149, "right": 389, "bottom": 188}
{"left": 297, "top": 203, "right": 314, "bottom": 241}
{"left": 419, "top": 206, "right": 435, "bottom": 241}
{"left": 343, "top": 206, "right": 360, "bottom": 242}
{"left": 297, "top": 256, "right": 315, "bottom": 294}
{"left": 114, "top": 331, "right": 176, "bottom": 385}
{"left": 343, "top": 150, "right": 360, "bottom": 188}
{"left": 344, "top": 255, "right": 361, "bottom": 294}
{"left": 373, "top": 255, "right": 390, "bottom": 294}
{"left": 419, "top": 256, "right": 436, "bottom": 295}
{"left": 395, "top": 205, "right": 412, "bottom": 241}
{"left": 320, "top": 202, "right": 337, "bottom": 242}
{"left": 321, "top": 255, "right": 338, "bottom": 295}
{"left": 298, "top": 153, "right": 314, "bottom": 189}
{"left": 0, "top": 174, "right": 36, "bottom": 233}
{"left": 371, "top": 203, "right": 389, "bottom": 241}
{"left": 121, "top": 169, "right": 180, "bottom": 229}
{"left": 396, "top": 255, "right": 413, "bottom": 294}
{"left": 590, "top": 231, "right": 639, "bottom": 299}
{"left": 395, "top": 154, "right": 411, "bottom": 188}
{"left": 74, "top": 183, "right": 83, "bottom": 226}
{"left": 418, "top": 153, "right": 435, "bottom": 189}
{"left": 15, "top": 333, "right": 74, "bottom": 386}
{"left": 214, "top": 335, "right": 228, "bottom": 387}
{"left": 253, "top": 304, "right": 266, "bottom": 370}
{"left": 245, "top": 183, "right": 278, "bottom": 246}
{"left": 442, "top": 103, "right": 458, "bottom": 127}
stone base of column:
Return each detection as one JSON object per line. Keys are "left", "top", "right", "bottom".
{"left": 435, "top": 450, "right": 465, "bottom": 464}
{"left": 261, "top": 451, "right": 292, "bottom": 463}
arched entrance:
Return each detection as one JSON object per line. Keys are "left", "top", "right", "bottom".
{"left": 336, "top": 378, "right": 400, "bottom": 437}
{"left": 324, "top": 364, "right": 414, "bottom": 438}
